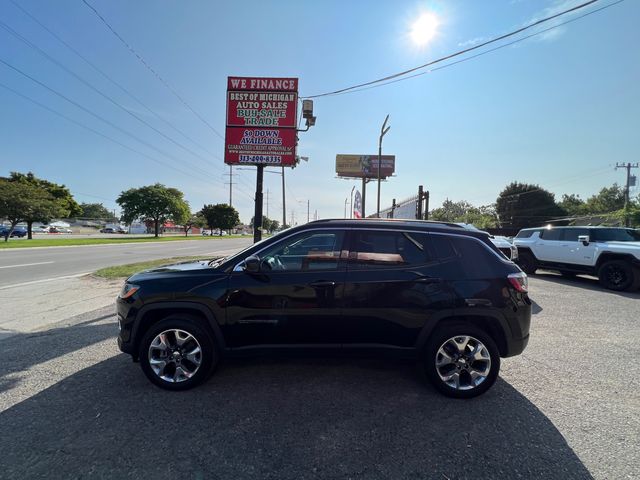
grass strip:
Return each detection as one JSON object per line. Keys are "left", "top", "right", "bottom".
{"left": 93, "top": 256, "right": 214, "bottom": 279}
{"left": 0, "top": 234, "right": 244, "bottom": 249}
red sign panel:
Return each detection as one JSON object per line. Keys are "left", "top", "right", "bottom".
{"left": 227, "top": 77, "right": 298, "bottom": 91}
{"left": 225, "top": 77, "right": 299, "bottom": 167}
{"left": 225, "top": 127, "right": 297, "bottom": 166}
{"left": 227, "top": 91, "right": 297, "bottom": 128}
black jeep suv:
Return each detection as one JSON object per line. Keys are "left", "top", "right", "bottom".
{"left": 117, "top": 219, "right": 531, "bottom": 398}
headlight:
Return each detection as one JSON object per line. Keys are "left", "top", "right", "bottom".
{"left": 119, "top": 283, "right": 140, "bottom": 299}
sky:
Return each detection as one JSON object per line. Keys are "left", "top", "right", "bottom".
{"left": 1, "top": 0, "right": 638, "bottom": 224}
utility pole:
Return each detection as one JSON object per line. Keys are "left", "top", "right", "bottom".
{"left": 390, "top": 199, "right": 396, "bottom": 219}
{"left": 362, "top": 178, "right": 367, "bottom": 218}
{"left": 377, "top": 114, "right": 391, "bottom": 218}
{"left": 265, "top": 188, "right": 270, "bottom": 218}
{"left": 314, "top": 209, "right": 318, "bottom": 221}
{"left": 307, "top": 199, "right": 310, "bottom": 223}
{"left": 224, "top": 165, "right": 236, "bottom": 208}
{"left": 616, "top": 162, "right": 639, "bottom": 227}
{"left": 344, "top": 198, "right": 348, "bottom": 218}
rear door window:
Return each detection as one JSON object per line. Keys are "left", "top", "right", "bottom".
{"left": 562, "top": 228, "right": 589, "bottom": 242}
{"left": 348, "top": 230, "right": 431, "bottom": 269}
{"left": 540, "top": 229, "right": 562, "bottom": 241}
{"left": 430, "top": 234, "right": 498, "bottom": 279}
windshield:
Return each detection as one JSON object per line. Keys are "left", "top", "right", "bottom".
{"left": 210, "top": 229, "right": 291, "bottom": 268}
{"left": 591, "top": 229, "right": 640, "bottom": 242}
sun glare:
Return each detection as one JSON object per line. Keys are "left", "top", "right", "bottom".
{"left": 410, "top": 12, "right": 439, "bottom": 46}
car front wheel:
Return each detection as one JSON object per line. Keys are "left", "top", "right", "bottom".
{"left": 425, "top": 323, "right": 500, "bottom": 399}
{"left": 139, "top": 315, "right": 218, "bottom": 390}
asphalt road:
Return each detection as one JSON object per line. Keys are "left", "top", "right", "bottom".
{"left": 0, "top": 237, "right": 252, "bottom": 288}
{"left": 0, "top": 272, "right": 638, "bottom": 479}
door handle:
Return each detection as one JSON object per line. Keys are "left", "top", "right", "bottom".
{"left": 309, "top": 281, "right": 336, "bottom": 288}
{"left": 413, "top": 277, "right": 442, "bottom": 284}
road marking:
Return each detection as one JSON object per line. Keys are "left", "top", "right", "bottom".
{"left": 0, "top": 272, "right": 90, "bottom": 291}
{"left": 174, "top": 246, "right": 202, "bottom": 251}
{"left": 0, "top": 261, "right": 54, "bottom": 269}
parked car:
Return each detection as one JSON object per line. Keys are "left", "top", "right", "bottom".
{"left": 0, "top": 225, "right": 27, "bottom": 238}
{"left": 100, "top": 227, "right": 115, "bottom": 233}
{"left": 514, "top": 226, "right": 640, "bottom": 291}
{"left": 456, "top": 223, "right": 518, "bottom": 260}
{"left": 117, "top": 219, "right": 531, "bottom": 398}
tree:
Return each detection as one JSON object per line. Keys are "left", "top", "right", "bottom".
{"left": 9, "top": 172, "right": 81, "bottom": 239}
{"left": 200, "top": 204, "right": 240, "bottom": 235}
{"left": 429, "top": 200, "right": 497, "bottom": 229}
{"left": 584, "top": 184, "right": 626, "bottom": 214}
{"left": 496, "top": 182, "right": 566, "bottom": 229}
{"left": 559, "top": 194, "right": 586, "bottom": 216}
{"left": 117, "top": 184, "right": 189, "bottom": 237}
{"left": 79, "top": 202, "right": 115, "bottom": 220}
{"left": 0, "top": 179, "right": 58, "bottom": 242}
{"left": 179, "top": 211, "right": 206, "bottom": 237}
{"left": 250, "top": 215, "right": 279, "bottom": 233}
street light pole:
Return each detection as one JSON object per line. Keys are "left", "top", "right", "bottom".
{"left": 377, "top": 114, "right": 391, "bottom": 218}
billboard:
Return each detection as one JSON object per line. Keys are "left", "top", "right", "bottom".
{"left": 336, "top": 154, "right": 395, "bottom": 179}
{"left": 225, "top": 77, "right": 298, "bottom": 166}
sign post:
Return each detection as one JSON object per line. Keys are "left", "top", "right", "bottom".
{"left": 225, "top": 77, "right": 299, "bottom": 241}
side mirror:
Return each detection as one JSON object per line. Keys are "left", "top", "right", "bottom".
{"left": 578, "top": 235, "right": 590, "bottom": 246}
{"left": 243, "top": 255, "right": 261, "bottom": 273}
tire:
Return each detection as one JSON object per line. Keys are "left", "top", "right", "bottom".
{"left": 139, "top": 314, "right": 218, "bottom": 391}
{"left": 517, "top": 252, "right": 537, "bottom": 274}
{"left": 424, "top": 323, "right": 500, "bottom": 399}
{"left": 597, "top": 260, "right": 635, "bottom": 292}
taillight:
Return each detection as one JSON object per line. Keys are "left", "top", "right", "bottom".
{"left": 508, "top": 272, "right": 528, "bottom": 293}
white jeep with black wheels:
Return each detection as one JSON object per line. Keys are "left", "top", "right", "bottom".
{"left": 513, "top": 226, "right": 640, "bottom": 291}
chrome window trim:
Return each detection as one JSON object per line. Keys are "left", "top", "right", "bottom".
{"left": 233, "top": 226, "right": 507, "bottom": 270}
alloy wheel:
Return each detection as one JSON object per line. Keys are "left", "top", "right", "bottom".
{"left": 435, "top": 335, "right": 492, "bottom": 391}
{"left": 148, "top": 329, "right": 202, "bottom": 383}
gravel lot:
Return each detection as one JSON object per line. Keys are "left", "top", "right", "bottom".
{"left": 1, "top": 273, "right": 638, "bottom": 479}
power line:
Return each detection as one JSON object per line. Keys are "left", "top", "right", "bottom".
{"left": 0, "top": 18, "right": 222, "bottom": 173}
{"left": 330, "top": 0, "right": 625, "bottom": 97}
{"left": 7, "top": 0, "right": 220, "bottom": 161}
{"left": 303, "top": 0, "right": 604, "bottom": 98}
{"left": 81, "top": 0, "right": 225, "bottom": 140}
{"left": 0, "top": 81, "right": 217, "bottom": 186}
{"left": 0, "top": 56, "right": 223, "bottom": 183}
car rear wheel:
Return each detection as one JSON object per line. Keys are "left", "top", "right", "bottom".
{"left": 517, "top": 252, "right": 537, "bottom": 274}
{"left": 425, "top": 323, "right": 500, "bottom": 399}
{"left": 597, "top": 260, "right": 635, "bottom": 291}
{"left": 139, "top": 315, "right": 218, "bottom": 390}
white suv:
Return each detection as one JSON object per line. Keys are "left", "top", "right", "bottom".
{"left": 514, "top": 226, "right": 640, "bottom": 291}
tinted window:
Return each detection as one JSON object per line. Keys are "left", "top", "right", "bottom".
{"left": 562, "top": 228, "right": 589, "bottom": 242}
{"left": 431, "top": 235, "right": 497, "bottom": 279}
{"left": 261, "top": 230, "right": 344, "bottom": 271}
{"left": 349, "top": 230, "right": 430, "bottom": 269}
{"left": 540, "top": 229, "right": 562, "bottom": 241}
{"left": 515, "top": 229, "right": 540, "bottom": 238}
{"left": 590, "top": 228, "right": 640, "bottom": 242}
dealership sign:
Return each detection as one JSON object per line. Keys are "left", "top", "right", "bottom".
{"left": 225, "top": 77, "right": 298, "bottom": 166}
{"left": 335, "top": 154, "right": 396, "bottom": 179}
